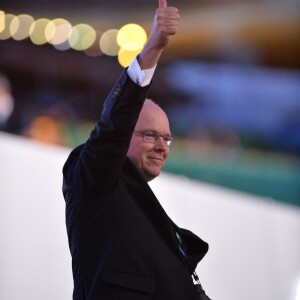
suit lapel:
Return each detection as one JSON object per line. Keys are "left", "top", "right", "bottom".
{"left": 123, "top": 158, "right": 180, "bottom": 257}
{"left": 123, "top": 158, "right": 209, "bottom": 270}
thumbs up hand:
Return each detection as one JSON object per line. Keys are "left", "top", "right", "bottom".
{"left": 153, "top": 0, "right": 180, "bottom": 49}
{"left": 138, "top": 1, "right": 179, "bottom": 69}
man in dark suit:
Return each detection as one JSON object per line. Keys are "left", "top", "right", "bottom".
{"left": 63, "top": 1, "right": 211, "bottom": 299}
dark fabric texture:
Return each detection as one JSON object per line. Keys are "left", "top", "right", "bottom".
{"left": 63, "top": 70, "right": 209, "bottom": 300}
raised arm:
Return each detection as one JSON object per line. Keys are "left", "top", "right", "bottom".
{"left": 63, "top": 1, "right": 179, "bottom": 194}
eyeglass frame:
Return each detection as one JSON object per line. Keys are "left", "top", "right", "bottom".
{"left": 134, "top": 131, "right": 174, "bottom": 147}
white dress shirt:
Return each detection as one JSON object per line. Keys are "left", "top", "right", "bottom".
{"left": 127, "top": 57, "right": 157, "bottom": 87}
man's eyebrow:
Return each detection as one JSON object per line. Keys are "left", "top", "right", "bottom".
{"left": 144, "top": 130, "right": 172, "bottom": 136}
{"left": 139, "top": 129, "right": 157, "bottom": 133}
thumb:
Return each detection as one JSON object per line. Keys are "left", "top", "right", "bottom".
{"left": 158, "top": 0, "right": 167, "bottom": 8}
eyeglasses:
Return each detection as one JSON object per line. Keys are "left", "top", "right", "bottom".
{"left": 134, "top": 131, "right": 174, "bottom": 147}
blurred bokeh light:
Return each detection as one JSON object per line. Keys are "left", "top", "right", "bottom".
{"left": 118, "top": 47, "right": 143, "bottom": 68}
{"left": 0, "top": 13, "right": 15, "bottom": 40}
{"left": 45, "top": 18, "right": 72, "bottom": 47}
{"left": 116, "top": 23, "right": 147, "bottom": 67}
{"left": 0, "top": 11, "right": 4, "bottom": 33}
{"left": 117, "top": 23, "right": 147, "bottom": 51}
{"left": 99, "top": 29, "right": 119, "bottom": 56}
{"left": 29, "top": 18, "right": 51, "bottom": 45}
{"left": 69, "top": 23, "right": 96, "bottom": 51}
{"left": 10, "top": 14, "right": 34, "bottom": 41}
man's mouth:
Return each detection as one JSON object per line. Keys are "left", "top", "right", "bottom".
{"left": 148, "top": 156, "right": 163, "bottom": 161}
{"left": 148, "top": 156, "right": 164, "bottom": 164}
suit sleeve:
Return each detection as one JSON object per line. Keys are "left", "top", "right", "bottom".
{"left": 63, "top": 70, "right": 151, "bottom": 196}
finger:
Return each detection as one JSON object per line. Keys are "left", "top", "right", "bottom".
{"left": 158, "top": 0, "right": 167, "bottom": 9}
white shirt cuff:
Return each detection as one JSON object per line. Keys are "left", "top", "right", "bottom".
{"left": 127, "top": 57, "right": 156, "bottom": 87}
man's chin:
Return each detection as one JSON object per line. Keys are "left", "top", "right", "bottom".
{"left": 144, "top": 168, "right": 161, "bottom": 182}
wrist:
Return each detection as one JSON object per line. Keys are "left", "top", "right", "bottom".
{"left": 138, "top": 43, "right": 164, "bottom": 70}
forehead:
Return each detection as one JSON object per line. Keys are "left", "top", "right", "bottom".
{"left": 135, "top": 102, "right": 170, "bottom": 134}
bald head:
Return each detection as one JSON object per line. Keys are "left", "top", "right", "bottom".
{"left": 135, "top": 99, "right": 169, "bottom": 133}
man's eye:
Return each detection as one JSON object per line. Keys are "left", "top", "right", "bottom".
{"left": 145, "top": 132, "right": 156, "bottom": 138}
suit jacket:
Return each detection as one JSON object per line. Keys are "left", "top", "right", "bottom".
{"left": 63, "top": 70, "right": 209, "bottom": 300}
